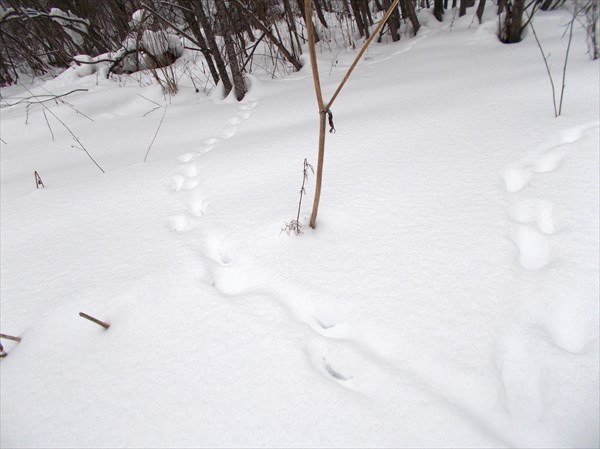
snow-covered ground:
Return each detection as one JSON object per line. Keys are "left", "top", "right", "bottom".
{"left": 1, "top": 6, "right": 598, "bottom": 448}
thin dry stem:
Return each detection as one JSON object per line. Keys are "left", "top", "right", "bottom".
{"left": 144, "top": 104, "right": 168, "bottom": 162}
{"left": 21, "top": 85, "right": 105, "bottom": 173}
{"left": 528, "top": 13, "right": 558, "bottom": 117}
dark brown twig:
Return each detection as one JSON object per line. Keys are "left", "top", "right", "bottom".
{"left": 79, "top": 312, "right": 110, "bottom": 330}
{"left": 0, "top": 333, "right": 22, "bottom": 342}
{"left": 34, "top": 171, "right": 45, "bottom": 188}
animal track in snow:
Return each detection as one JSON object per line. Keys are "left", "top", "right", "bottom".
{"left": 220, "top": 128, "right": 236, "bottom": 139}
{"left": 493, "top": 336, "right": 545, "bottom": 425}
{"left": 510, "top": 226, "right": 552, "bottom": 270}
{"left": 177, "top": 152, "right": 197, "bottom": 163}
{"left": 171, "top": 175, "right": 201, "bottom": 192}
{"left": 180, "top": 162, "right": 200, "bottom": 178}
{"left": 533, "top": 148, "right": 567, "bottom": 174}
{"left": 204, "top": 137, "right": 223, "bottom": 145}
{"left": 168, "top": 214, "right": 194, "bottom": 232}
{"left": 168, "top": 96, "right": 258, "bottom": 235}
{"left": 509, "top": 199, "right": 557, "bottom": 235}
{"left": 502, "top": 167, "right": 532, "bottom": 193}
{"left": 185, "top": 193, "right": 209, "bottom": 218}
{"left": 171, "top": 174, "right": 186, "bottom": 191}
{"left": 502, "top": 123, "right": 595, "bottom": 193}
{"left": 311, "top": 316, "right": 351, "bottom": 340}
{"left": 501, "top": 125, "right": 593, "bottom": 271}
{"left": 322, "top": 357, "right": 353, "bottom": 383}
{"left": 537, "top": 299, "right": 600, "bottom": 354}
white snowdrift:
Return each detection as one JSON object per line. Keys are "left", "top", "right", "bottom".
{"left": 1, "top": 7, "right": 598, "bottom": 448}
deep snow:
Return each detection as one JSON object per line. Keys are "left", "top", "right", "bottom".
{"left": 1, "top": 6, "right": 599, "bottom": 448}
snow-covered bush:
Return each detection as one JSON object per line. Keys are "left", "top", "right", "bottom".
{"left": 108, "top": 10, "right": 183, "bottom": 93}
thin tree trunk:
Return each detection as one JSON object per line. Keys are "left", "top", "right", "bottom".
{"left": 283, "top": 0, "right": 303, "bottom": 56}
{"left": 402, "top": 0, "right": 420, "bottom": 34}
{"left": 508, "top": 0, "right": 525, "bottom": 42}
{"left": 500, "top": 0, "right": 526, "bottom": 43}
{"left": 383, "top": 0, "right": 401, "bottom": 41}
{"left": 459, "top": 0, "right": 475, "bottom": 16}
{"left": 177, "top": 0, "right": 220, "bottom": 85}
{"left": 314, "top": 0, "right": 329, "bottom": 28}
{"left": 476, "top": 0, "right": 486, "bottom": 23}
{"left": 363, "top": 0, "right": 375, "bottom": 26}
{"left": 214, "top": 0, "right": 246, "bottom": 100}
{"left": 498, "top": 0, "right": 507, "bottom": 13}
{"left": 350, "top": 0, "right": 367, "bottom": 37}
{"left": 297, "top": 0, "right": 308, "bottom": 21}
{"left": 360, "top": 0, "right": 372, "bottom": 37}
{"left": 229, "top": 0, "right": 303, "bottom": 71}
{"left": 306, "top": 0, "right": 401, "bottom": 228}
{"left": 434, "top": 0, "right": 444, "bottom": 20}
{"left": 192, "top": 0, "right": 233, "bottom": 96}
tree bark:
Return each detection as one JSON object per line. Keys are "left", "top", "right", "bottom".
{"left": 476, "top": 0, "right": 486, "bottom": 23}
{"left": 401, "top": 0, "right": 420, "bottom": 34}
{"left": 283, "top": 0, "right": 303, "bottom": 56}
{"left": 229, "top": 0, "right": 303, "bottom": 71}
{"left": 383, "top": 0, "right": 401, "bottom": 41}
{"left": 177, "top": 0, "right": 220, "bottom": 86}
{"left": 350, "top": 0, "right": 368, "bottom": 37}
{"left": 192, "top": 0, "right": 233, "bottom": 96}
{"left": 314, "top": 0, "right": 329, "bottom": 28}
{"left": 500, "top": 0, "right": 526, "bottom": 43}
{"left": 434, "top": 0, "right": 444, "bottom": 21}
{"left": 214, "top": 0, "right": 246, "bottom": 100}
{"left": 459, "top": 0, "right": 475, "bottom": 17}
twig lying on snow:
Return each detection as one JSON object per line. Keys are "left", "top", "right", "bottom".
{"left": 0, "top": 333, "right": 22, "bottom": 342}
{"left": 0, "top": 334, "right": 22, "bottom": 358}
{"left": 79, "top": 312, "right": 110, "bottom": 330}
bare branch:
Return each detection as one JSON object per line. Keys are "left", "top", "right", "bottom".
{"left": 527, "top": 12, "right": 558, "bottom": 117}
{"left": 1, "top": 89, "right": 88, "bottom": 107}
{"left": 144, "top": 105, "right": 168, "bottom": 162}
{"left": 559, "top": 4, "right": 577, "bottom": 115}
{"left": 20, "top": 85, "right": 105, "bottom": 173}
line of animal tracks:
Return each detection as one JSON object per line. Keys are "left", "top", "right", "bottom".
{"left": 503, "top": 122, "right": 598, "bottom": 271}
{"left": 165, "top": 84, "right": 597, "bottom": 447}
{"left": 496, "top": 121, "right": 599, "bottom": 438}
